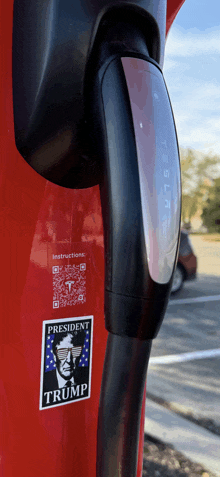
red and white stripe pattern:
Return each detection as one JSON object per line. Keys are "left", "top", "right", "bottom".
{"left": 56, "top": 346, "right": 82, "bottom": 360}
{"left": 71, "top": 346, "right": 83, "bottom": 358}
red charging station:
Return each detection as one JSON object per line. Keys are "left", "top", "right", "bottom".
{"left": 1, "top": 1, "right": 185, "bottom": 476}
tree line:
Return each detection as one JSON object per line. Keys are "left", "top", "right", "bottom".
{"left": 180, "top": 148, "right": 220, "bottom": 232}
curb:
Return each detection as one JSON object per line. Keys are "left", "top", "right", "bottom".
{"left": 145, "top": 398, "right": 220, "bottom": 477}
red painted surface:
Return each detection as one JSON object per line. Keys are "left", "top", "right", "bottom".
{"left": 0, "top": 1, "right": 184, "bottom": 475}
{"left": 166, "top": 0, "right": 186, "bottom": 34}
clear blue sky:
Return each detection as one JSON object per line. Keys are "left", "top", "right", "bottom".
{"left": 164, "top": 0, "right": 220, "bottom": 155}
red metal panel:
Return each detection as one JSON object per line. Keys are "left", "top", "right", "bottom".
{"left": 166, "top": 0, "right": 186, "bottom": 33}
{"left": 0, "top": 1, "right": 184, "bottom": 475}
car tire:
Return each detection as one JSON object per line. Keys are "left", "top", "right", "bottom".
{"left": 171, "top": 265, "right": 184, "bottom": 294}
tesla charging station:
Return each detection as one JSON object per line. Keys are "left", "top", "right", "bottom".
{"left": 1, "top": 0, "right": 184, "bottom": 476}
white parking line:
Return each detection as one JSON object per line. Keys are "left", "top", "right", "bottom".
{"left": 168, "top": 294, "right": 220, "bottom": 306}
{"left": 149, "top": 348, "right": 220, "bottom": 365}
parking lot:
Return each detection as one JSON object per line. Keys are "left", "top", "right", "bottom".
{"left": 147, "top": 235, "right": 220, "bottom": 426}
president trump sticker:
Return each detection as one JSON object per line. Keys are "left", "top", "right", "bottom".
{"left": 40, "top": 316, "right": 93, "bottom": 409}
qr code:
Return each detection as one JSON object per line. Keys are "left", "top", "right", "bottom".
{"left": 52, "top": 264, "right": 86, "bottom": 308}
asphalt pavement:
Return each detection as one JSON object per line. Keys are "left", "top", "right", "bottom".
{"left": 145, "top": 235, "right": 220, "bottom": 474}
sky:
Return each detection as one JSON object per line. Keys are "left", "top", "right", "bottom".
{"left": 163, "top": 0, "right": 220, "bottom": 156}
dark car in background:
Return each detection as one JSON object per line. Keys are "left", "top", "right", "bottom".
{"left": 171, "top": 231, "right": 197, "bottom": 293}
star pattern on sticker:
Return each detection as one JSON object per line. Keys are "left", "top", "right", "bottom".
{"left": 45, "top": 334, "right": 55, "bottom": 372}
{"left": 79, "top": 330, "right": 90, "bottom": 367}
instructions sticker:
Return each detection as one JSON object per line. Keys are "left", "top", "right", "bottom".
{"left": 47, "top": 244, "right": 89, "bottom": 310}
{"left": 40, "top": 316, "right": 93, "bottom": 410}
{"left": 52, "top": 261, "right": 86, "bottom": 309}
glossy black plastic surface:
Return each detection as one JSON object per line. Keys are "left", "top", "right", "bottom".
{"left": 13, "top": 0, "right": 166, "bottom": 187}
{"left": 100, "top": 58, "right": 180, "bottom": 339}
{"left": 97, "top": 333, "right": 152, "bottom": 476}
